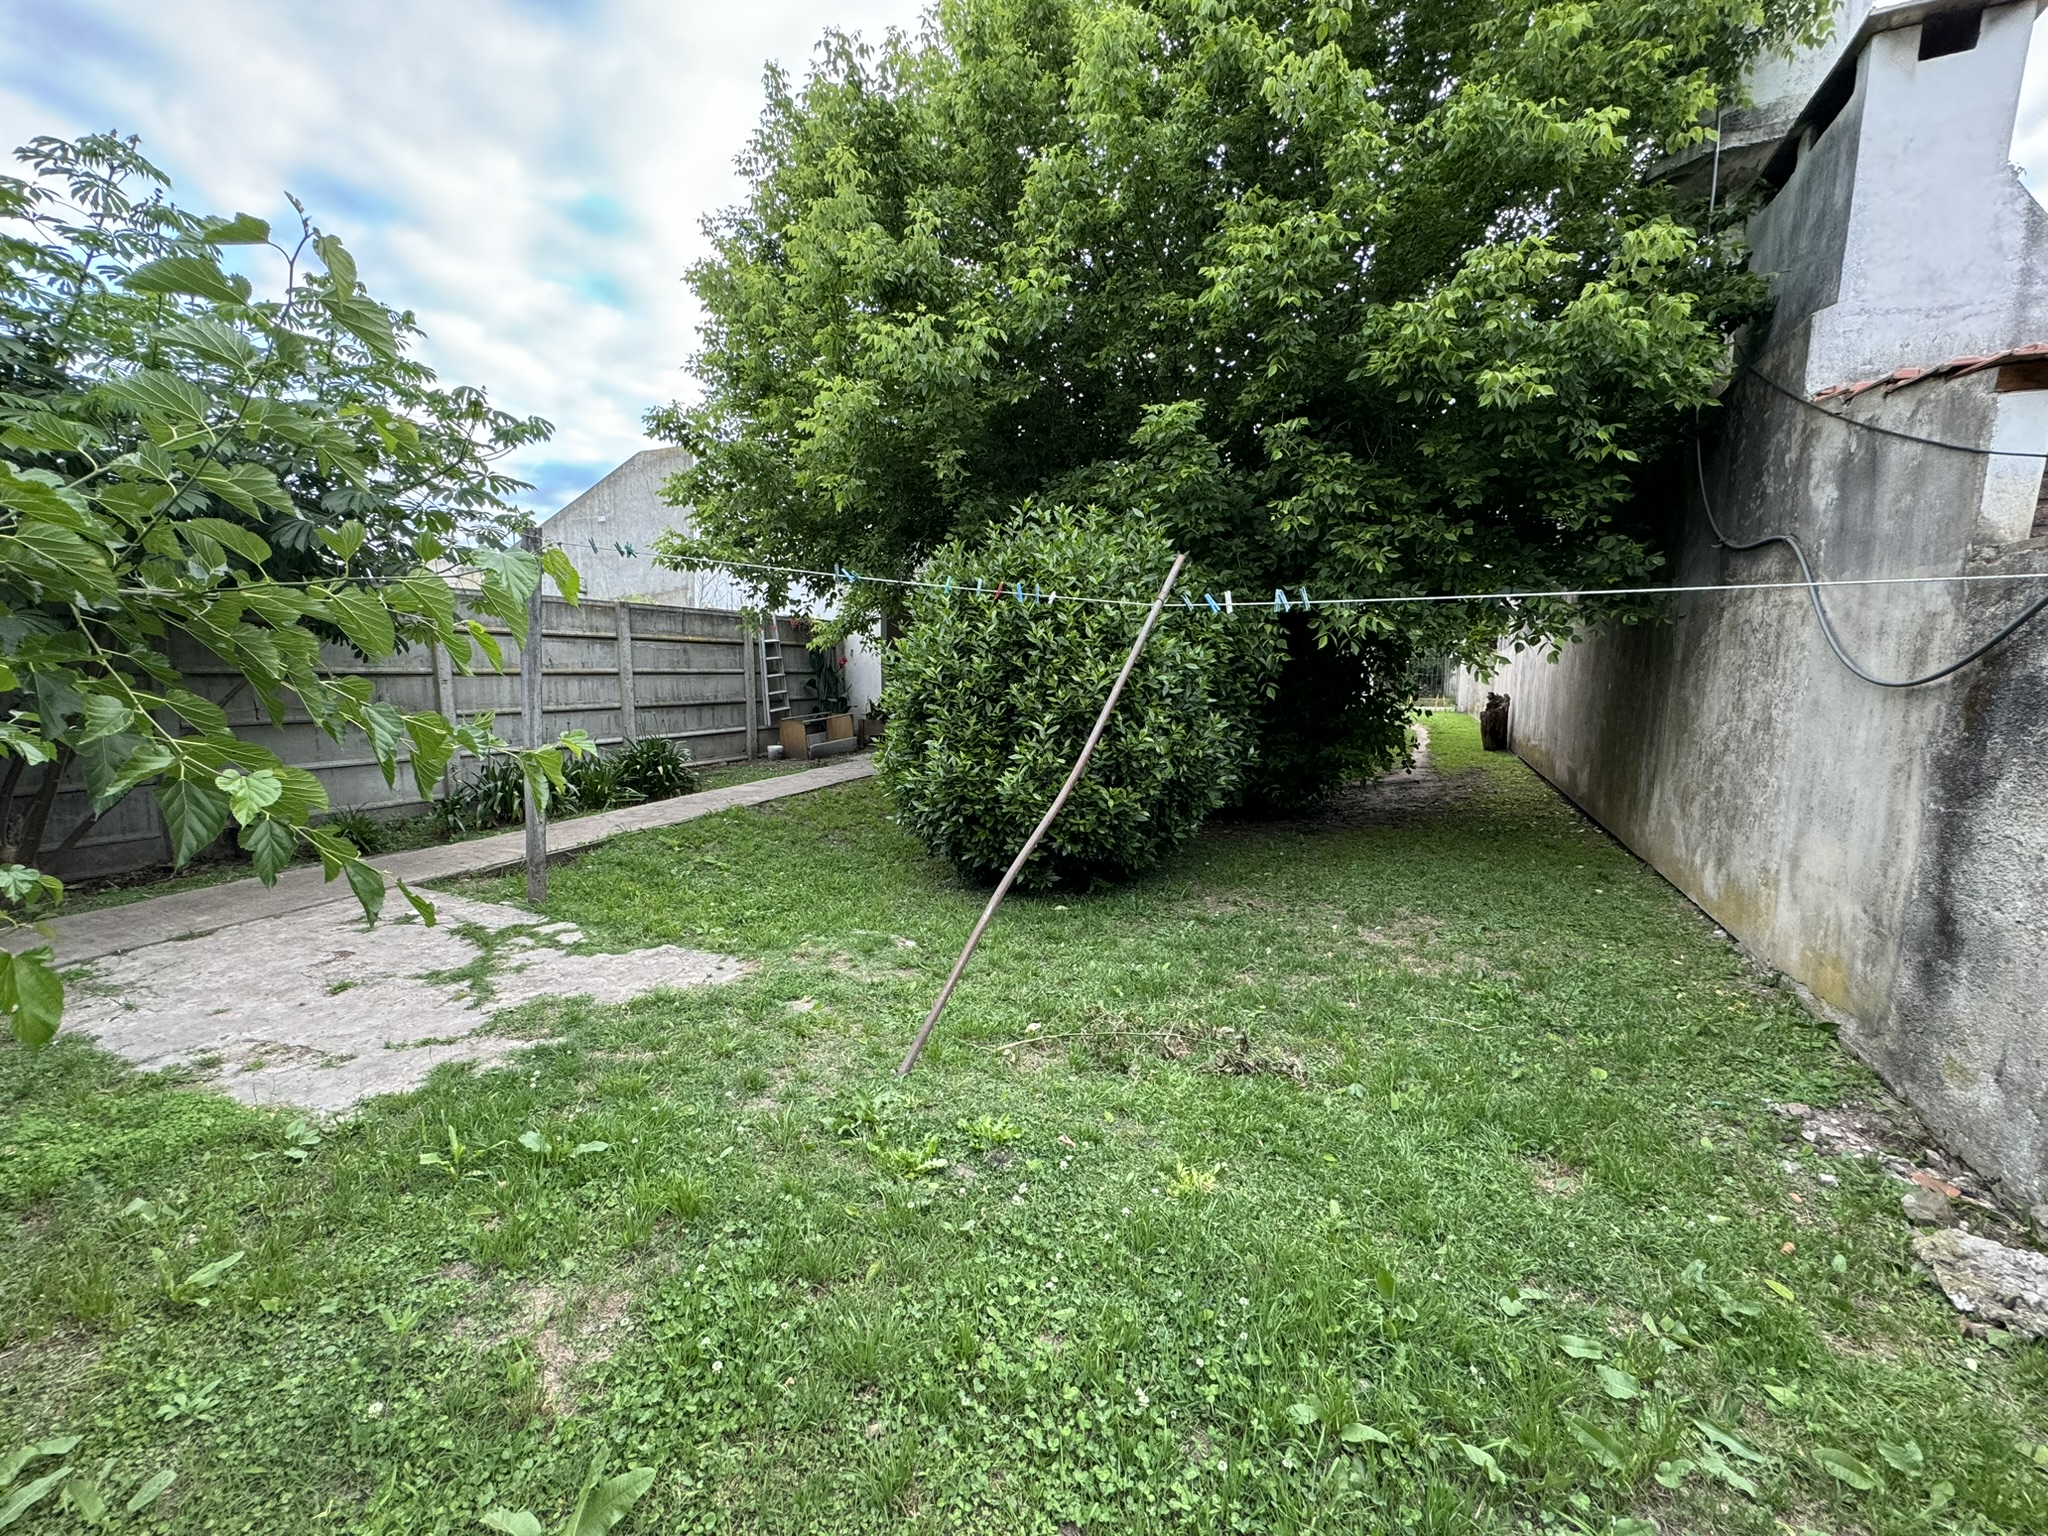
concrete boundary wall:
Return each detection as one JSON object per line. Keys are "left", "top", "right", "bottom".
{"left": 12, "top": 599, "right": 834, "bottom": 882}
{"left": 1459, "top": 349, "right": 2048, "bottom": 1204}
{"left": 1456, "top": 0, "right": 2048, "bottom": 1205}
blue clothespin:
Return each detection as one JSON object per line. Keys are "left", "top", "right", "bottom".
{"left": 975, "top": 579, "right": 985, "bottom": 597}
{"left": 1204, "top": 593, "right": 1220, "bottom": 614}
{"left": 1298, "top": 587, "right": 1310, "bottom": 608}
{"left": 624, "top": 542, "right": 635, "bottom": 557}
{"left": 1181, "top": 593, "right": 1195, "bottom": 610}
{"left": 943, "top": 578, "right": 953, "bottom": 597}
{"left": 1274, "top": 588, "right": 1291, "bottom": 612}
{"left": 1014, "top": 580, "right": 1029, "bottom": 605}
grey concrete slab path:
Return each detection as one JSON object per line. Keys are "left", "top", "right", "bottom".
{"left": 30, "top": 755, "right": 876, "bottom": 967}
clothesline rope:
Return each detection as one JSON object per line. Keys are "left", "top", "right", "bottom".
{"left": 550, "top": 542, "right": 2048, "bottom": 614}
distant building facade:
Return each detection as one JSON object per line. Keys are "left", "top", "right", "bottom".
{"left": 542, "top": 448, "right": 886, "bottom": 719}
{"left": 540, "top": 448, "right": 748, "bottom": 609}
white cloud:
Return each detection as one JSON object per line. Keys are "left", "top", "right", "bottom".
{"left": 0, "top": 0, "right": 929, "bottom": 508}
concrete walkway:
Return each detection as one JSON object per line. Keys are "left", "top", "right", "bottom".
{"left": 33, "top": 755, "right": 876, "bottom": 967}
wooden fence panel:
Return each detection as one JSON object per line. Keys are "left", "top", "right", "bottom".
{"left": 11, "top": 598, "right": 830, "bottom": 881}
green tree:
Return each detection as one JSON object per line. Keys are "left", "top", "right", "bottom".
{"left": 655, "top": 0, "right": 1827, "bottom": 802}
{"left": 0, "top": 134, "right": 586, "bottom": 1046}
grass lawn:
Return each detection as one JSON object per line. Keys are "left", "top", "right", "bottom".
{"left": 2, "top": 713, "right": 2042, "bottom": 1534}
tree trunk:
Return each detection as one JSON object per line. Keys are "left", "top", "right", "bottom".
{"left": 18, "top": 747, "right": 74, "bottom": 866}
{"left": 0, "top": 753, "right": 26, "bottom": 863}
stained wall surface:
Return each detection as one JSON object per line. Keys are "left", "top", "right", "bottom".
{"left": 1462, "top": 0, "right": 2048, "bottom": 1201}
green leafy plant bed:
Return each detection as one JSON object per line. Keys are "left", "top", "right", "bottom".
{"left": 2, "top": 714, "right": 2043, "bottom": 1533}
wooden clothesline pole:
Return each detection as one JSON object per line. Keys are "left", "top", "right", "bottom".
{"left": 897, "top": 552, "right": 1189, "bottom": 1077}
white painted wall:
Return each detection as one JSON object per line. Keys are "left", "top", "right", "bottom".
{"left": 1799, "top": 2, "right": 2048, "bottom": 388}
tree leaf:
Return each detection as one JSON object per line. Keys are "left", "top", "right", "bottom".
{"left": 403, "top": 713, "right": 455, "bottom": 800}
{"left": 0, "top": 461, "right": 91, "bottom": 524}
{"left": 123, "top": 253, "right": 247, "bottom": 305}
{"left": 464, "top": 619, "right": 505, "bottom": 672}
{"left": 1560, "top": 1335, "right": 1606, "bottom": 1360}
{"left": 324, "top": 293, "right": 397, "bottom": 359}
{"left": 396, "top": 879, "right": 437, "bottom": 927}
{"left": 0, "top": 948, "right": 65, "bottom": 1048}
{"left": 1340, "top": 1423, "right": 1392, "bottom": 1446}
{"left": 87, "top": 737, "right": 170, "bottom": 812}
{"left": 469, "top": 549, "right": 541, "bottom": 642}
{"left": 201, "top": 212, "right": 271, "bottom": 245}
{"left": 540, "top": 545, "right": 582, "bottom": 604}
{"left": 0, "top": 524, "right": 117, "bottom": 598}
{"left": 267, "top": 765, "right": 329, "bottom": 824}
{"left": 325, "top": 588, "right": 397, "bottom": 658}
{"left": 239, "top": 816, "right": 296, "bottom": 884}
{"left": 166, "top": 688, "right": 230, "bottom": 735}
{"left": 1813, "top": 1446, "right": 1879, "bottom": 1491}
{"left": 217, "top": 768, "right": 284, "bottom": 824}
{"left": 156, "top": 776, "right": 232, "bottom": 866}
{"left": 102, "top": 368, "right": 210, "bottom": 424}
{"left": 316, "top": 520, "right": 367, "bottom": 562}
{"left": 480, "top": 1513, "right": 544, "bottom": 1536}
{"left": 161, "top": 316, "right": 261, "bottom": 369}
{"left": 312, "top": 232, "right": 358, "bottom": 291}
{"left": 343, "top": 857, "right": 386, "bottom": 923}
{"left": 77, "top": 692, "right": 136, "bottom": 743}
{"left": 361, "top": 702, "right": 407, "bottom": 786}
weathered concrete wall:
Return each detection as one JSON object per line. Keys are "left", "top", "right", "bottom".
{"left": 1466, "top": 0, "right": 2048, "bottom": 1203}
{"left": 541, "top": 447, "right": 750, "bottom": 610}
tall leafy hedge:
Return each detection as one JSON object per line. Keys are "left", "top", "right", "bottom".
{"left": 877, "top": 505, "right": 1278, "bottom": 890}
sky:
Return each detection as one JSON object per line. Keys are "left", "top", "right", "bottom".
{"left": 0, "top": 0, "right": 929, "bottom": 512}
{"left": 5, "top": 4, "right": 2048, "bottom": 515}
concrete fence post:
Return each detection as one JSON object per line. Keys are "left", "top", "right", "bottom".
{"left": 742, "top": 621, "right": 758, "bottom": 761}
{"left": 613, "top": 601, "right": 637, "bottom": 744}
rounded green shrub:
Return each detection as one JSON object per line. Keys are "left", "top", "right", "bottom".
{"left": 877, "top": 504, "right": 1280, "bottom": 889}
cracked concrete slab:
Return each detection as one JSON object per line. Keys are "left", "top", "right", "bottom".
{"left": 65, "top": 891, "right": 747, "bottom": 1113}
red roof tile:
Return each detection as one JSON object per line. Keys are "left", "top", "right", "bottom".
{"left": 1812, "top": 342, "right": 2048, "bottom": 401}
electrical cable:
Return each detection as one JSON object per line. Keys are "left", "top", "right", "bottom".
{"left": 1692, "top": 438, "right": 2048, "bottom": 687}
{"left": 1735, "top": 354, "right": 2048, "bottom": 458}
